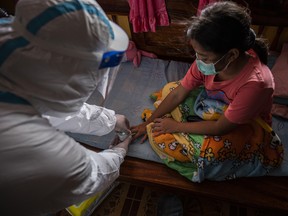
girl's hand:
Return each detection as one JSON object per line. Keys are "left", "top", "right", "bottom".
{"left": 130, "top": 122, "right": 148, "bottom": 143}
{"left": 152, "top": 117, "right": 179, "bottom": 136}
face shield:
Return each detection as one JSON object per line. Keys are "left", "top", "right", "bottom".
{"left": 98, "top": 21, "right": 128, "bottom": 69}
{"left": 93, "top": 21, "right": 128, "bottom": 100}
{"left": 0, "top": 0, "right": 129, "bottom": 117}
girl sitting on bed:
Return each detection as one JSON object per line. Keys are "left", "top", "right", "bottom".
{"left": 131, "top": 1, "right": 283, "bottom": 182}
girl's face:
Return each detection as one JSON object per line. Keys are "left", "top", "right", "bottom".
{"left": 190, "top": 39, "right": 229, "bottom": 71}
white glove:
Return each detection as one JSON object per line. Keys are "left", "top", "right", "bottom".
{"left": 115, "top": 114, "right": 130, "bottom": 133}
{"left": 109, "top": 134, "right": 132, "bottom": 152}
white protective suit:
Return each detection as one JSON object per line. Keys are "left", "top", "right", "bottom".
{"left": 0, "top": 0, "right": 129, "bottom": 215}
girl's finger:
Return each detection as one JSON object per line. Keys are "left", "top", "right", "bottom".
{"left": 140, "top": 134, "right": 148, "bottom": 144}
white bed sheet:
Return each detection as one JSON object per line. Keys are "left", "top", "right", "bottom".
{"left": 68, "top": 56, "right": 288, "bottom": 176}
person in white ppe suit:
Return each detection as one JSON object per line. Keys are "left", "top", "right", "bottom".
{"left": 0, "top": 0, "right": 131, "bottom": 215}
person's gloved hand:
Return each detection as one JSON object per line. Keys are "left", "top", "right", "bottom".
{"left": 109, "top": 134, "right": 132, "bottom": 152}
{"left": 115, "top": 114, "right": 130, "bottom": 133}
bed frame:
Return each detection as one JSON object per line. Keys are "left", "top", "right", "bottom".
{"left": 95, "top": 0, "right": 288, "bottom": 213}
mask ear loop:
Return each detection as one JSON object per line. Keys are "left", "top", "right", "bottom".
{"left": 214, "top": 51, "right": 232, "bottom": 72}
{"left": 217, "top": 59, "right": 232, "bottom": 73}
{"left": 213, "top": 52, "right": 228, "bottom": 65}
{"left": 196, "top": 52, "right": 226, "bottom": 65}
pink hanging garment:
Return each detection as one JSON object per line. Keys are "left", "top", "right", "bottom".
{"left": 197, "top": 0, "right": 218, "bottom": 16}
{"left": 125, "top": 41, "right": 157, "bottom": 67}
{"left": 128, "top": 0, "right": 169, "bottom": 33}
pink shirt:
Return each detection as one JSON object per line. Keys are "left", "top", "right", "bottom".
{"left": 181, "top": 50, "right": 274, "bottom": 125}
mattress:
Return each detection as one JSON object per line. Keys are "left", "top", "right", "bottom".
{"left": 68, "top": 56, "right": 288, "bottom": 176}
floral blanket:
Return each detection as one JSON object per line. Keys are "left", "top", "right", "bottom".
{"left": 145, "top": 82, "right": 284, "bottom": 182}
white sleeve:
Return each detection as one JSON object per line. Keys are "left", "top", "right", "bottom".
{"left": 76, "top": 147, "right": 126, "bottom": 195}
{"left": 44, "top": 102, "right": 117, "bottom": 136}
{"left": 0, "top": 107, "right": 126, "bottom": 215}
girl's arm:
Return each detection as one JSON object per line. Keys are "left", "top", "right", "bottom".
{"left": 152, "top": 113, "right": 238, "bottom": 136}
{"left": 147, "top": 84, "right": 190, "bottom": 124}
{"left": 131, "top": 84, "right": 190, "bottom": 141}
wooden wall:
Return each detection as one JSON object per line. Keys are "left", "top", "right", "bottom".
{"left": 2, "top": 0, "right": 288, "bottom": 61}
{"left": 98, "top": 0, "right": 198, "bottom": 62}
{"left": 98, "top": 0, "right": 288, "bottom": 62}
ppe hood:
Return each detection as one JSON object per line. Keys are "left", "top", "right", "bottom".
{"left": 0, "top": 0, "right": 128, "bottom": 116}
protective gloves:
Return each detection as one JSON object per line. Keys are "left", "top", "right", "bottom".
{"left": 109, "top": 132, "right": 132, "bottom": 152}
{"left": 115, "top": 114, "right": 132, "bottom": 141}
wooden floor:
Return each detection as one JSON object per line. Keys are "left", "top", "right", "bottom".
{"left": 58, "top": 181, "right": 288, "bottom": 216}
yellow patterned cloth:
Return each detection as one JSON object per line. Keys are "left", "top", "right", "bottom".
{"left": 146, "top": 81, "right": 201, "bottom": 163}
{"left": 144, "top": 82, "right": 284, "bottom": 182}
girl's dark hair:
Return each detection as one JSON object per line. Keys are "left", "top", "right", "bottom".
{"left": 187, "top": 1, "right": 268, "bottom": 64}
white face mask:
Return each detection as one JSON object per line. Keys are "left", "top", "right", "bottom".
{"left": 196, "top": 53, "right": 230, "bottom": 75}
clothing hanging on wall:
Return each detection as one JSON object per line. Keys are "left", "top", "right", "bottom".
{"left": 128, "top": 0, "right": 169, "bottom": 33}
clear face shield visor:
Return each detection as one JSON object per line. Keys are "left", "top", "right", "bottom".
{"left": 95, "top": 49, "right": 125, "bottom": 100}
{"left": 98, "top": 21, "right": 128, "bottom": 69}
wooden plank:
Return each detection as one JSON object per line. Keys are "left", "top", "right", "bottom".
{"left": 119, "top": 156, "right": 288, "bottom": 213}
{"left": 131, "top": 22, "right": 195, "bottom": 62}
{"left": 97, "top": 0, "right": 129, "bottom": 15}
{"left": 83, "top": 144, "right": 288, "bottom": 212}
